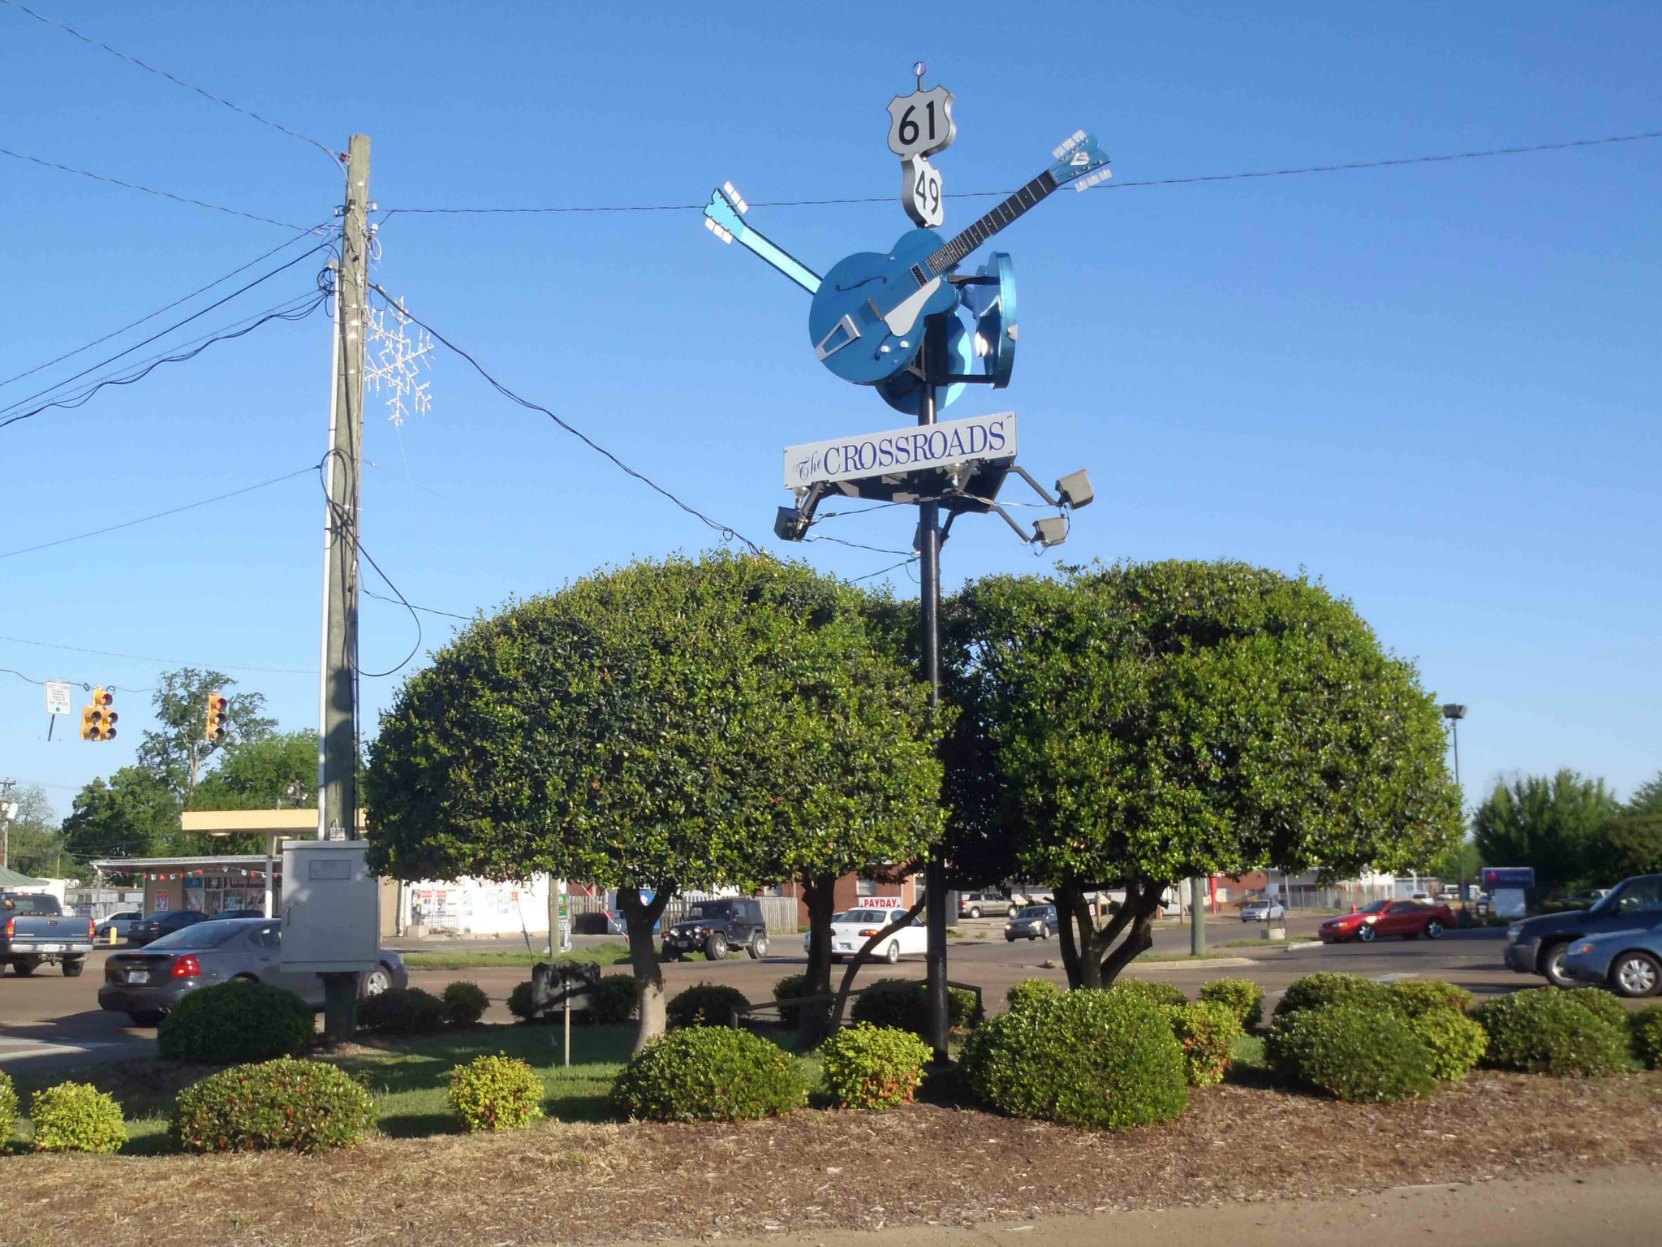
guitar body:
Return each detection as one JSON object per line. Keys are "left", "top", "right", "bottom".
{"left": 808, "top": 229, "right": 959, "bottom": 385}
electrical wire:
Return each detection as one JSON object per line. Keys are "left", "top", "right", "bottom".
{"left": 0, "top": 633, "right": 312, "bottom": 676}
{"left": 0, "top": 0, "right": 339, "bottom": 168}
{"left": 850, "top": 556, "right": 920, "bottom": 584}
{"left": 0, "top": 240, "right": 333, "bottom": 423}
{"left": 366, "top": 284, "right": 762, "bottom": 554}
{"left": 362, "top": 588, "right": 473, "bottom": 622}
{"left": 382, "top": 127, "right": 1662, "bottom": 216}
{"left": 0, "top": 147, "right": 310, "bottom": 230}
{"left": 806, "top": 534, "right": 916, "bottom": 557}
{"left": 0, "top": 295, "right": 325, "bottom": 432}
{"left": 0, "top": 224, "right": 332, "bottom": 392}
{"left": 0, "top": 464, "right": 315, "bottom": 561}
{"left": 1, "top": 666, "right": 151, "bottom": 694}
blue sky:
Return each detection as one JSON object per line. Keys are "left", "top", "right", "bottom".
{"left": 2, "top": 1, "right": 1657, "bottom": 825}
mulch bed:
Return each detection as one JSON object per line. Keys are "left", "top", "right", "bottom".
{"left": 4, "top": 1071, "right": 1660, "bottom": 1246}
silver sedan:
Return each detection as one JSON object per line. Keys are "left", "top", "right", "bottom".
{"left": 97, "top": 917, "right": 406, "bottom": 1028}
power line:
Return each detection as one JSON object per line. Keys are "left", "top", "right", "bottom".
{"left": 0, "top": 146, "right": 309, "bottom": 230}
{"left": 0, "top": 294, "right": 325, "bottom": 432}
{"left": 0, "top": 0, "right": 339, "bottom": 167}
{"left": 0, "top": 224, "right": 331, "bottom": 392}
{"left": 0, "top": 633, "right": 313, "bottom": 677}
{"left": 0, "top": 241, "right": 333, "bottom": 421}
{"left": 365, "top": 284, "right": 762, "bottom": 554}
{"left": 806, "top": 534, "right": 916, "bottom": 557}
{"left": 850, "top": 556, "right": 920, "bottom": 584}
{"left": 1, "top": 666, "right": 151, "bottom": 694}
{"left": 382, "top": 127, "right": 1662, "bottom": 216}
{"left": 0, "top": 464, "right": 316, "bottom": 561}
{"left": 362, "top": 587, "right": 473, "bottom": 622}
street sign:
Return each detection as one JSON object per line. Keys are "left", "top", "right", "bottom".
{"left": 784, "top": 411, "right": 1017, "bottom": 489}
{"left": 902, "top": 155, "right": 944, "bottom": 228}
{"left": 44, "top": 681, "right": 72, "bottom": 716}
{"left": 886, "top": 85, "right": 956, "bottom": 159}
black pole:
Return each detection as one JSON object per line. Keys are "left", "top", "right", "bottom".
{"left": 919, "top": 317, "right": 949, "bottom": 1063}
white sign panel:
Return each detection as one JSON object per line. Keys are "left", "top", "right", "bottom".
{"left": 902, "top": 155, "right": 944, "bottom": 228}
{"left": 44, "top": 681, "right": 72, "bottom": 716}
{"left": 784, "top": 412, "right": 1017, "bottom": 489}
{"left": 886, "top": 86, "right": 956, "bottom": 159}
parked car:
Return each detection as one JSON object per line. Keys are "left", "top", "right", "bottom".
{"left": 1318, "top": 899, "right": 1454, "bottom": 943}
{"left": 825, "top": 906, "right": 927, "bottom": 964}
{"left": 94, "top": 910, "right": 144, "bottom": 942}
{"left": 1, "top": 891, "right": 95, "bottom": 977}
{"left": 1505, "top": 874, "right": 1662, "bottom": 987}
{"left": 126, "top": 909, "right": 214, "bottom": 947}
{"left": 1005, "top": 904, "right": 1058, "bottom": 941}
{"left": 660, "top": 898, "right": 769, "bottom": 961}
{"left": 1240, "top": 899, "right": 1285, "bottom": 922}
{"left": 97, "top": 917, "right": 408, "bottom": 1028}
{"left": 1563, "top": 888, "right": 1612, "bottom": 908}
{"left": 959, "top": 891, "right": 1019, "bottom": 919}
{"left": 1559, "top": 925, "right": 1662, "bottom": 997}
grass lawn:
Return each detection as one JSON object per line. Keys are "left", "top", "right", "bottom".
{"left": 401, "top": 942, "right": 632, "bottom": 970}
{"left": 2, "top": 1021, "right": 824, "bottom": 1154}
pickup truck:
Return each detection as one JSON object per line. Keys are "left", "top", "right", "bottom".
{"left": 1, "top": 892, "right": 95, "bottom": 977}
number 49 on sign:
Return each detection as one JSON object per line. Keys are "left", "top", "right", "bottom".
{"left": 902, "top": 155, "right": 943, "bottom": 228}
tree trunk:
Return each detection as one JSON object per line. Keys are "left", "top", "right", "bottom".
{"left": 798, "top": 873, "right": 837, "bottom": 1046}
{"left": 617, "top": 885, "right": 672, "bottom": 1053}
{"left": 1056, "top": 881, "right": 1161, "bottom": 989}
{"left": 1054, "top": 882, "right": 1087, "bottom": 988}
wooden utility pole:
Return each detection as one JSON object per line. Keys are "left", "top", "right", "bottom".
{"left": 317, "top": 134, "right": 369, "bottom": 1039}
{"left": 319, "top": 134, "right": 370, "bottom": 847}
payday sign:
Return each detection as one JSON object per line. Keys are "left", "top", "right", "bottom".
{"left": 784, "top": 411, "right": 1017, "bottom": 489}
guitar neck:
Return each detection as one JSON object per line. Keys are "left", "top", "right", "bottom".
{"left": 926, "top": 172, "right": 1058, "bottom": 274}
{"left": 732, "top": 222, "right": 822, "bottom": 295}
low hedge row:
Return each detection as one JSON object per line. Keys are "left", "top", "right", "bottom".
{"left": 849, "top": 978, "right": 982, "bottom": 1036}
{"left": 449, "top": 1053, "right": 544, "bottom": 1132}
{"left": 29, "top": 1082, "right": 127, "bottom": 1154}
{"left": 1473, "top": 989, "right": 1635, "bottom": 1077}
{"left": 507, "top": 973, "right": 639, "bottom": 1026}
{"left": 157, "top": 979, "right": 314, "bottom": 1064}
{"left": 820, "top": 1023, "right": 932, "bottom": 1110}
{"left": 610, "top": 1027, "right": 806, "bottom": 1122}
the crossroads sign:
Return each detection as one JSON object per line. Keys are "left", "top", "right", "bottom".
{"left": 784, "top": 411, "right": 1017, "bottom": 489}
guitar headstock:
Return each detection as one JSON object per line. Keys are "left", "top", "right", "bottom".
{"left": 703, "top": 181, "right": 749, "bottom": 242}
{"left": 1048, "top": 131, "right": 1112, "bottom": 191}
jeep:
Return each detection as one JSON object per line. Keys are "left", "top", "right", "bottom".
{"left": 661, "top": 898, "right": 770, "bottom": 961}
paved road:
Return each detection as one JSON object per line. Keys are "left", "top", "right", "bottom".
{"left": 0, "top": 914, "right": 1525, "bottom": 1070}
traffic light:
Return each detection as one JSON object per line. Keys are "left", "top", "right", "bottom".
{"left": 205, "top": 691, "right": 228, "bottom": 743}
{"left": 83, "top": 687, "right": 117, "bottom": 742}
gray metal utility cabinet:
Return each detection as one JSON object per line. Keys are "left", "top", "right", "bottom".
{"left": 279, "top": 839, "right": 380, "bottom": 973}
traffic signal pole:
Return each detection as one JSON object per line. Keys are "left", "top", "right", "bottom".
{"left": 317, "top": 134, "right": 370, "bottom": 1040}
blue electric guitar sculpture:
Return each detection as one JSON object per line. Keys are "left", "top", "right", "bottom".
{"left": 704, "top": 182, "right": 822, "bottom": 294}
{"left": 807, "top": 131, "right": 1110, "bottom": 386}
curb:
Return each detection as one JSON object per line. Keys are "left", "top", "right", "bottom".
{"left": 1128, "top": 956, "right": 1255, "bottom": 972}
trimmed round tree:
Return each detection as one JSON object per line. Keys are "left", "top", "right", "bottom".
{"left": 943, "top": 560, "right": 1461, "bottom": 989}
{"left": 366, "top": 552, "right": 942, "bottom": 1049}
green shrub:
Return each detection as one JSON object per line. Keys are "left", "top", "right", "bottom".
{"left": 1266, "top": 1004, "right": 1437, "bottom": 1103}
{"left": 29, "top": 1082, "right": 127, "bottom": 1154}
{"left": 1199, "top": 978, "right": 1264, "bottom": 1030}
{"left": 666, "top": 982, "right": 750, "bottom": 1029}
{"left": 610, "top": 1027, "right": 806, "bottom": 1122}
{"left": 1404, "top": 1008, "right": 1488, "bottom": 1082}
{"left": 1383, "top": 980, "right": 1474, "bottom": 1019}
{"left": 1109, "top": 979, "right": 1188, "bottom": 1010}
{"left": 1274, "top": 972, "right": 1389, "bottom": 1021}
{"left": 772, "top": 973, "right": 812, "bottom": 1029}
{"left": 589, "top": 974, "right": 640, "bottom": 1025}
{"left": 449, "top": 1053, "right": 545, "bottom": 1132}
{"left": 172, "top": 1057, "right": 377, "bottom": 1153}
{"left": 1473, "top": 990, "right": 1635, "bottom": 1077}
{"left": 157, "top": 979, "right": 313, "bottom": 1065}
{"left": 441, "top": 981, "right": 489, "bottom": 1028}
{"left": 1631, "top": 1005, "right": 1662, "bottom": 1070}
{"left": 850, "top": 978, "right": 982, "bottom": 1035}
{"left": 1168, "top": 1000, "right": 1243, "bottom": 1086}
{"left": 1559, "top": 988, "right": 1634, "bottom": 1031}
{"left": 1005, "top": 978, "right": 1064, "bottom": 1014}
{"left": 961, "top": 988, "right": 1189, "bottom": 1132}
{"left": 357, "top": 986, "right": 449, "bottom": 1034}
{"left": 508, "top": 980, "right": 538, "bottom": 1022}
{"left": 820, "top": 1023, "right": 932, "bottom": 1110}
{"left": 0, "top": 1069, "right": 16, "bottom": 1144}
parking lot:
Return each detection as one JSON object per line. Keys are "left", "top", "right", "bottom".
{"left": 0, "top": 913, "right": 1527, "bottom": 1070}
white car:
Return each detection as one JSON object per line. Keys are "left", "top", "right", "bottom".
{"left": 814, "top": 907, "right": 928, "bottom": 964}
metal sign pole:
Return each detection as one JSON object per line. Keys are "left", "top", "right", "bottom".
{"left": 918, "top": 320, "right": 950, "bottom": 1064}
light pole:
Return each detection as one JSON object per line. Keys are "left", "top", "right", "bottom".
{"left": 1441, "top": 704, "right": 1468, "bottom": 902}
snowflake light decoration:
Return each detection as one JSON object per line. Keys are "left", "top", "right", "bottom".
{"left": 366, "top": 296, "right": 435, "bottom": 427}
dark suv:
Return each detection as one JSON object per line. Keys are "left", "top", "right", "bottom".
{"left": 661, "top": 898, "right": 769, "bottom": 961}
{"left": 1504, "top": 874, "right": 1662, "bottom": 986}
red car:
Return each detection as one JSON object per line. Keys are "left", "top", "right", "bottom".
{"left": 1319, "top": 899, "right": 1454, "bottom": 943}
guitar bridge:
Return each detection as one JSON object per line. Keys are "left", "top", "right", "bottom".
{"left": 814, "top": 314, "right": 861, "bottom": 361}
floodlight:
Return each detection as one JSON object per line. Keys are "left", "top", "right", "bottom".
{"left": 1055, "top": 469, "right": 1094, "bottom": 509}
{"left": 774, "top": 506, "right": 810, "bottom": 542}
{"left": 1032, "top": 516, "right": 1068, "bottom": 548}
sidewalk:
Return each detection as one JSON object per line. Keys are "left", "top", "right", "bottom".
{"left": 625, "top": 1165, "right": 1661, "bottom": 1247}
